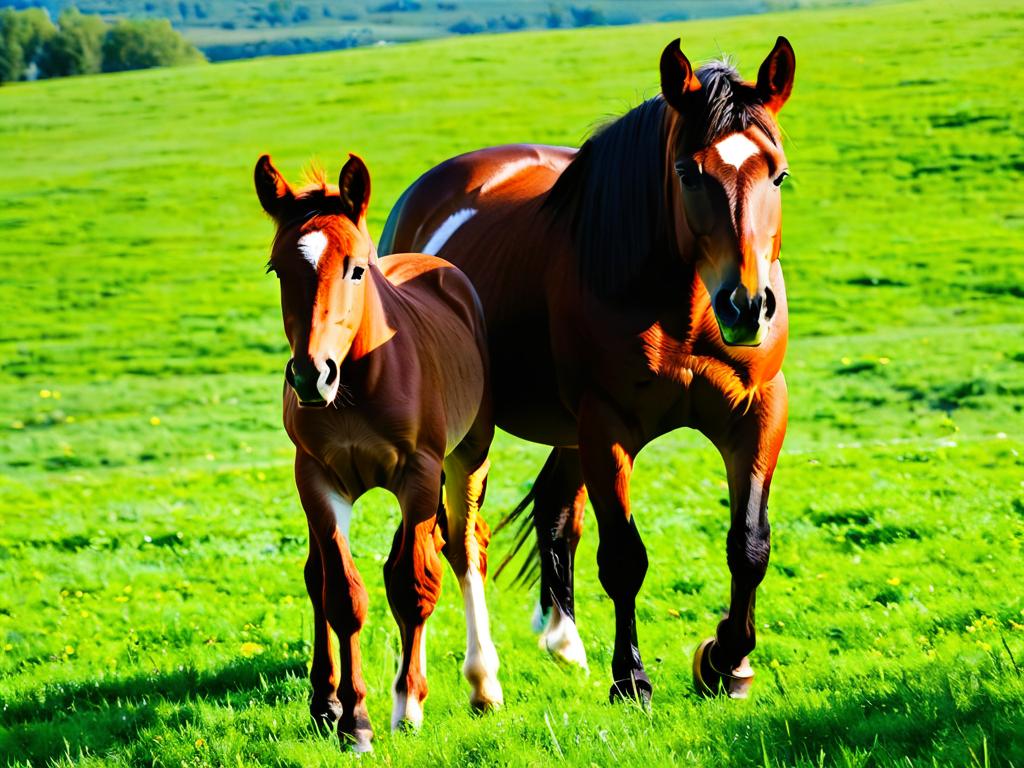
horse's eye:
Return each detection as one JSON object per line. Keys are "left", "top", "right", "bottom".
{"left": 675, "top": 161, "right": 701, "bottom": 190}
{"left": 351, "top": 266, "right": 365, "bottom": 281}
{"left": 773, "top": 171, "right": 789, "bottom": 188}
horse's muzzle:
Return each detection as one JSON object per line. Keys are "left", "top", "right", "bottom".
{"left": 286, "top": 357, "right": 337, "bottom": 407}
{"left": 713, "top": 285, "right": 776, "bottom": 346}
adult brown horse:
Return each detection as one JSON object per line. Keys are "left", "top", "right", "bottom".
{"left": 380, "top": 38, "right": 795, "bottom": 702}
{"left": 255, "top": 154, "right": 503, "bottom": 751}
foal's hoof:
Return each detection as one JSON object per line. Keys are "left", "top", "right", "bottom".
{"left": 692, "top": 638, "right": 754, "bottom": 699}
{"left": 469, "top": 681, "right": 504, "bottom": 713}
{"left": 309, "top": 697, "right": 344, "bottom": 734}
{"left": 608, "top": 671, "right": 652, "bottom": 706}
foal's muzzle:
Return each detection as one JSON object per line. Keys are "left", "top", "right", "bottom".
{"left": 286, "top": 357, "right": 338, "bottom": 407}
{"left": 712, "top": 284, "right": 777, "bottom": 346}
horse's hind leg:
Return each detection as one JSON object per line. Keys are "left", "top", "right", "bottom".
{"left": 532, "top": 447, "right": 589, "bottom": 670}
{"left": 442, "top": 433, "right": 503, "bottom": 710}
{"left": 386, "top": 459, "right": 444, "bottom": 731}
{"left": 694, "top": 375, "right": 787, "bottom": 699}
{"left": 295, "top": 453, "right": 373, "bottom": 752}
{"left": 304, "top": 525, "right": 343, "bottom": 731}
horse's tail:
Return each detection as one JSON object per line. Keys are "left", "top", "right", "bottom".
{"left": 493, "top": 449, "right": 560, "bottom": 586}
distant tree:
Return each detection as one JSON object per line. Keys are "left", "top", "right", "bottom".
{"left": 542, "top": 4, "right": 562, "bottom": 29}
{"left": 0, "top": 8, "right": 55, "bottom": 83}
{"left": 100, "top": 18, "right": 204, "bottom": 73}
{"left": 37, "top": 8, "right": 105, "bottom": 79}
{"left": 448, "top": 15, "right": 482, "bottom": 34}
{"left": 569, "top": 4, "right": 603, "bottom": 27}
{"left": 370, "top": 0, "right": 422, "bottom": 11}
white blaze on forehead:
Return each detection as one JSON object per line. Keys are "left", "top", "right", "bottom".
{"left": 423, "top": 208, "right": 476, "bottom": 256}
{"left": 715, "top": 133, "right": 760, "bottom": 170}
{"left": 297, "top": 230, "right": 328, "bottom": 270}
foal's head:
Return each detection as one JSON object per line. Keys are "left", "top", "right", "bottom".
{"left": 255, "top": 154, "right": 375, "bottom": 407}
{"left": 661, "top": 38, "right": 795, "bottom": 346}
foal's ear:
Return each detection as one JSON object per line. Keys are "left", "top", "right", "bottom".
{"left": 338, "top": 154, "right": 371, "bottom": 224}
{"left": 757, "top": 36, "right": 795, "bottom": 114}
{"left": 660, "top": 38, "right": 700, "bottom": 113}
{"left": 254, "top": 154, "right": 294, "bottom": 217}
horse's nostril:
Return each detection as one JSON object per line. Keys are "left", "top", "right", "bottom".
{"left": 764, "top": 287, "right": 777, "bottom": 319}
{"left": 324, "top": 359, "right": 338, "bottom": 386}
{"left": 714, "top": 288, "right": 740, "bottom": 327}
{"left": 285, "top": 358, "right": 297, "bottom": 388}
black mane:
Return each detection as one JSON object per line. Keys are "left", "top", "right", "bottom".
{"left": 543, "top": 60, "right": 777, "bottom": 301}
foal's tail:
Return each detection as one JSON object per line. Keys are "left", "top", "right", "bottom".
{"left": 493, "top": 450, "right": 559, "bottom": 586}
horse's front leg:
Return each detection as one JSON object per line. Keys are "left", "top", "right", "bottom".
{"left": 303, "top": 524, "right": 343, "bottom": 732}
{"left": 295, "top": 453, "right": 373, "bottom": 752}
{"left": 694, "top": 373, "right": 788, "bottom": 699}
{"left": 385, "top": 458, "right": 445, "bottom": 731}
{"left": 577, "top": 392, "right": 650, "bottom": 704}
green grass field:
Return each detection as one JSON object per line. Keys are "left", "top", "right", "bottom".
{"left": 2, "top": 0, "right": 1024, "bottom": 764}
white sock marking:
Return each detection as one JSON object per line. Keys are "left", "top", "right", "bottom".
{"left": 459, "top": 568, "right": 503, "bottom": 707}
{"left": 540, "top": 601, "right": 588, "bottom": 671}
{"left": 422, "top": 208, "right": 476, "bottom": 255}
{"left": 715, "top": 133, "right": 760, "bottom": 170}
{"left": 297, "top": 230, "right": 328, "bottom": 270}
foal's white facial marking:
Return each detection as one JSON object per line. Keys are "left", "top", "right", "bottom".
{"left": 422, "top": 208, "right": 476, "bottom": 256}
{"left": 297, "top": 230, "right": 328, "bottom": 270}
{"left": 715, "top": 133, "right": 760, "bottom": 170}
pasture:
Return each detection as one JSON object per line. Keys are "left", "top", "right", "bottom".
{"left": 1, "top": 0, "right": 1023, "bottom": 764}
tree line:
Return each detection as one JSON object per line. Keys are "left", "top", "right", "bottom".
{"left": 0, "top": 6, "right": 204, "bottom": 84}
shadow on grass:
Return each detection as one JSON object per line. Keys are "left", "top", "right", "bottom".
{"left": 0, "top": 655, "right": 308, "bottom": 765}
{"left": 2, "top": 653, "right": 1023, "bottom": 766}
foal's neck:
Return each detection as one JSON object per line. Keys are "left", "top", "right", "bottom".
{"left": 349, "top": 265, "right": 396, "bottom": 361}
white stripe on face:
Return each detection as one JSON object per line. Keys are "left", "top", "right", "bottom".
{"left": 297, "top": 230, "right": 328, "bottom": 270}
{"left": 422, "top": 208, "right": 476, "bottom": 255}
{"left": 715, "top": 133, "right": 760, "bottom": 170}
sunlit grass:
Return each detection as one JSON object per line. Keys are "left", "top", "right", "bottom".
{"left": 1, "top": 0, "right": 1023, "bottom": 765}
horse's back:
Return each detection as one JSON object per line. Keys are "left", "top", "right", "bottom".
{"left": 380, "top": 144, "right": 575, "bottom": 256}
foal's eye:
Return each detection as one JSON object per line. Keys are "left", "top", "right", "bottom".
{"left": 773, "top": 171, "right": 790, "bottom": 188}
{"left": 351, "top": 266, "right": 365, "bottom": 281}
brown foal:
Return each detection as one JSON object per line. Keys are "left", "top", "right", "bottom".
{"left": 255, "top": 153, "right": 502, "bottom": 751}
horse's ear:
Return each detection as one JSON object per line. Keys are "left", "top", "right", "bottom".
{"left": 255, "top": 154, "right": 293, "bottom": 217}
{"left": 338, "top": 154, "right": 371, "bottom": 224}
{"left": 660, "top": 38, "right": 699, "bottom": 113}
{"left": 757, "top": 36, "right": 795, "bottom": 114}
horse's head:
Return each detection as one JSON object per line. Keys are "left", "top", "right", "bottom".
{"left": 255, "top": 153, "right": 375, "bottom": 407}
{"left": 661, "top": 37, "right": 795, "bottom": 347}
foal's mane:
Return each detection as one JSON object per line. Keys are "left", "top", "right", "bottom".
{"left": 543, "top": 60, "right": 779, "bottom": 301}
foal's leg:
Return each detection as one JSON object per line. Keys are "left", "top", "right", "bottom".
{"left": 442, "top": 438, "right": 503, "bottom": 710}
{"left": 385, "top": 460, "right": 444, "bottom": 730}
{"left": 532, "top": 447, "right": 589, "bottom": 669}
{"left": 295, "top": 454, "right": 373, "bottom": 752}
{"left": 693, "top": 374, "right": 788, "bottom": 699}
{"left": 577, "top": 393, "right": 650, "bottom": 704}
{"left": 304, "top": 525, "right": 342, "bottom": 731}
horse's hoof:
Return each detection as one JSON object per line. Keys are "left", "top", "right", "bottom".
{"left": 693, "top": 637, "right": 754, "bottom": 699}
{"left": 340, "top": 729, "right": 374, "bottom": 754}
{"left": 608, "top": 672, "right": 652, "bottom": 706}
{"left": 309, "top": 697, "right": 344, "bottom": 734}
{"left": 469, "top": 683, "right": 504, "bottom": 712}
